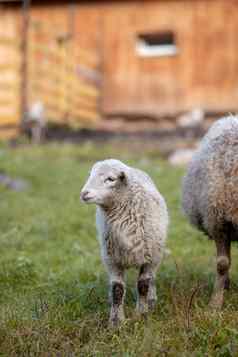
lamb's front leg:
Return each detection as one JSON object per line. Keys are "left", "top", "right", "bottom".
{"left": 137, "top": 264, "right": 158, "bottom": 315}
{"left": 108, "top": 266, "right": 126, "bottom": 327}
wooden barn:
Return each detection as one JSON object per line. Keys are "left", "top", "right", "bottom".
{"left": 0, "top": 0, "right": 238, "bottom": 138}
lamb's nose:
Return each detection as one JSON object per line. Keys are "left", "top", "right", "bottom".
{"left": 80, "top": 190, "right": 89, "bottom": 201}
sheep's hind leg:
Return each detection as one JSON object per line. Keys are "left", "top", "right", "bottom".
{"left": 109, "top": 267, "right": 126, "bottom": 327}
{"left": 209, "top": 227, "right": 231, "bottom": 310}
{"left": 136, "top": 264, "right": 157, "bottom": 315}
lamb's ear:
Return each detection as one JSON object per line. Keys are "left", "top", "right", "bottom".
{"left": 119, "top": 171, "right": 126, "bottom": 183}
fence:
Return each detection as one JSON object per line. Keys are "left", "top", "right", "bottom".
{"left": 0, "top": 11, "right": 102, "bottom": 139}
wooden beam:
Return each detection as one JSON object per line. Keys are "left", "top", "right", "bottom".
{"left": 20, "top": 0, "right": 31, "bottom": 118}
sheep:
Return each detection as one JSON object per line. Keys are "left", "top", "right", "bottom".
{"left": 81, "top": 159, "right": 169, "bottom": 326}
{"left": 182, "top": 115, "right": 238, "bottom": 309}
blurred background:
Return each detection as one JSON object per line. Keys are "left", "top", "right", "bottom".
{"left": 0, "top": 0, "right": 237, "bottom": 158}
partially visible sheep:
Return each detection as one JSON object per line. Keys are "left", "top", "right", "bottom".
{"left": 81, "top": 159, "right": 169, "bottom": 326}
{"left": 182, "top": 116, "right": 238, "bottom": 309}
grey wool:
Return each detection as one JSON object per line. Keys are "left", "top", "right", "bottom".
{"left": 81, "top": 159, "right": 169, "bottom": 326}
{"left": 182, "top": 116, "right": 238, "bottom": 309}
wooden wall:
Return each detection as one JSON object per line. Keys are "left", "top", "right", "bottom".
{"left": 0, "top": 6, "right": 21, "bottom": 139}
{"left": 1, "top": 0, "right": 238, "bottom": 136}
{"left": 27, "top": 4, "right": 102, "bottom": 127}
{"left": 0, "top": 2, "right": 102, "bottom": 139}
{"left": 99, "top": 0, "right": 238, "bottom": 117}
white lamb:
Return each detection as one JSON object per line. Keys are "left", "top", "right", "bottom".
{"left": 81, "top": 159, "right": 169, "bottom": 326}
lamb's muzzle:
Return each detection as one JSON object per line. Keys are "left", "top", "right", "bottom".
{"left": 80, "top": 190, "right": 90, "bottom": 202}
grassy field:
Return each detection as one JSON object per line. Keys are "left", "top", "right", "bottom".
{"left": 1, "top": 141, "right": 238, "bottom": 356}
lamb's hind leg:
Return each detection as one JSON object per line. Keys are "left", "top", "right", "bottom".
{"left": 136, "top": 264, "right": 158, "bottom": 315}
{"left": 108, "top": 266, "right": 126, "bottom": 327}
{"left": 209, "top": 226, "right": 231, "bottom": 310}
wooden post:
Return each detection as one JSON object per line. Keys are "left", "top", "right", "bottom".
{"left": 66, "top": 3, "right": 75, "bottom": 123}
{"left": 21, "top": 0, "right": 31, "bottom": 121}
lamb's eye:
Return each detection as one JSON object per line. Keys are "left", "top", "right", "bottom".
{"left": 105, "top": 177, "right": 115, "bottom": 183}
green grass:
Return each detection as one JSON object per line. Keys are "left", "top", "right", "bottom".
{"left": 1, "top": 142, "right": 238, "bottom": 356}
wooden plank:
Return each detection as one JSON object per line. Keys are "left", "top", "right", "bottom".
{"left": 0, "top": 37, "right": 20, "bottom": 48}
{"left": 33, "top": 99, "right": 99, "bottom": 124}
{"left": 75, "top": 49, "right": 99, "bottom": 68}
{"left": 0, "top": 46, "right": 20, "bottom": 62}
{"left": 0, "top": 105, "right": 20, "bottom": 115}
{"left": 73, "top": 96, "right": 98, "bottom": 110}
{"left": 28, "top": 65, "right": 99, "bottom": 95}
{"left": 0, "top": 63, "right": 21, "bottom": 71}
{"left": 0, "top": 70, "right": 20, "bottom": 82}
{"left": 29, "top": 89, "right": 97, "bottom": 108}
{"left": 0, "top": 98, "right": 20, "bottom": 107}
{"left": 31, "top": 95, "right": 98, "bottom": 117}
{"left": 28, "top": 42, "right": 98, "bottom": 68}
{"left": 0, "top": 115, "right": 20, "bottom": 125}
{"left": 0, "top": 129, "right": 18, "bottom": 140}
{"left": 29, "top": 19, "right": 67, "bottom": 34}
{"left": 29, "top": 78, "right": 100, "bottom": 98}
{"left": 29, "top": 22, "right": 98, "bottom": 66}
{"left": 73, "top": 108, "right": 99, "bottom": 122}
{"left": 0, "top": 82, "right": 20, "bottom": 92}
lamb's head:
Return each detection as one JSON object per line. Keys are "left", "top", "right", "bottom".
{"left": 80, "top": 159, "right": 128, "bottom": 207}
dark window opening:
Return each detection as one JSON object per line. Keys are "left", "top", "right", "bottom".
{"left": 138, "top": 31, "right": 175, "bottom": 46}
{"left": 136, "top": 31, "right": 178, "bottom": 57}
